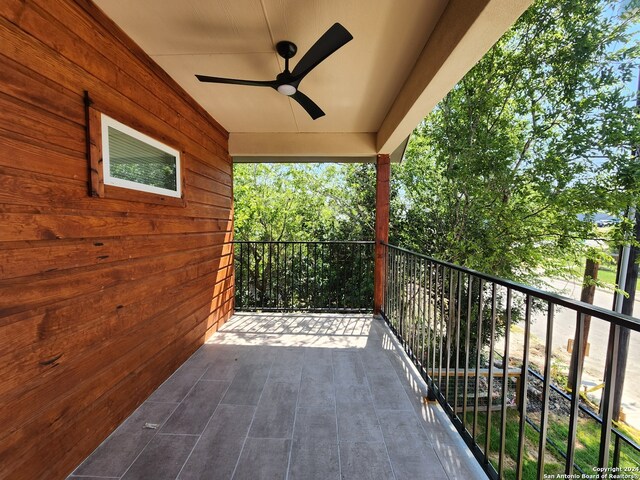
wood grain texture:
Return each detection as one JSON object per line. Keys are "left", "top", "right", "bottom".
{"left": 86, "top": 101, "right": 104, "bottom": 198}
{"left": 0, "top": 1, "right": 234, "bottom": 479}
{"left": 374, "top": 154, "right": 390, "bottom": 314}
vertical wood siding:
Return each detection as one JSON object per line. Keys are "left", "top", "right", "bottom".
{"left": 0, "top": 1, "right": 234, "bottom": 478}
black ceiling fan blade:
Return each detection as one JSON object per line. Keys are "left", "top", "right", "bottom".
{"left": 290, "top": 90, "right": 325, "bottom": 120}
{"left": 195, "top": 74, "right": 278, "bottom": 87}
{"left": 291, "top": 23, "right": 353, "bottom": 81}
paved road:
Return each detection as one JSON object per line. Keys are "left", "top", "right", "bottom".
{"left": 529, "top": 278, "right": 640, "bottom": 428}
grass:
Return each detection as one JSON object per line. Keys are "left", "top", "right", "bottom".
{"left": 462, "top": 409, "right": 640, "bottom": 480}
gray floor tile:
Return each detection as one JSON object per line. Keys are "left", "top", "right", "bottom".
{"left": 116, "top": 401, "right": 178, "bottom": 434}
{"left": 298, "top": 376, "right": 335, "bottom": 409}
{"left": 336, "top": 404, "right": 383, "bottom": 443}
{"left": 201, "top": 404, "right": 256, "bottom": 440}
{"left": 333, "top": 351, "right": 367, "bottom": 386}
{"left": 304, "top": 348, "right": 333, "bottom": 366}
{"left": 248, "top": 382, "right": 298, "bottom": 438}
{"left": 70, "top": 314, "right": 483, "bottom": 480}
{"left": 178, "top": 436, "right": 245, "bottom": 480}
{"left": 121, "top": 434, "right": 197, "bottom": 480}
{"left": 231, "top": 438, "right": 291, "bottom": 480}
{"left": 288, "top": 440, "right": 340, "bottom": 480}
{"left": 269, "top": 348, "right": 304, "bottom": 383}
{"left": 367, "top": 373, "right": 413, "bottom": 410}
{"left": 178, "top": 404, "right": 256, "bottom": 479}
{"left": 335, "top": 384, "right": 373, "bottom": 407}
{"left": 161, "top": 380, "right": 229, "bottom": 435}
{"left": 147, "top": 373, "right": 202, "bottom": 403}
{"left": 339, "top": 442, "right": 394, "bottom": 480}
{"left": 72, "top": 430, "right": 154, "bottom": 477}
{"left": 293, "top": 407, "right": 337, "bottom": 442}
{"left": 221, "top": 363, "right": 271, "bottom": 405}
{"left": 174, "top": 352, "right": 212, "bottom": 377}
{"left": 359, "top": 348, "right": 394, "bottom": 368}
{"left": 386, "top": 435, "right": 448, "bottom": 480}
{"left": 377, "top": 410, "right": 429, "bottom": 442}
{"left": 201, "top": 356, "right": 243, "bottom": 381}
{"left": 433, "top": 440, "right": 481, "bottom": 479}
{"left": 302, "top": 361, "right": 333, "bottom": 382}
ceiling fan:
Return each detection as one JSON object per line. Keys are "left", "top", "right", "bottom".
{"left": 196, "top": 23, "right": 353, "bottom": 120}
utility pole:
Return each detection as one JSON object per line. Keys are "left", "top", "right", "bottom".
{"left": 604, "top": 67, "right": 640, "bottom": 421}
{"left": 567, "top": 258, "right": 599, "bottom": 388}
{"left": 612, "top": 210, "right": 640, "bottom": 420}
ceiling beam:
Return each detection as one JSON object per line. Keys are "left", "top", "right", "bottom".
{"left": 229, "top": 132, "right": 377, "bottom": 158}
{"left": 376, "top": 0, "right": 532, "bottom": 154}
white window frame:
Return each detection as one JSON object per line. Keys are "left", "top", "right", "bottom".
{"left": 101, "top": 113, "right": 182, "bottom": 198}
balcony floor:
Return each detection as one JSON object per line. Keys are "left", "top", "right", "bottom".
{"left": 69, "top": 313, "right": 485, "bottom": 480}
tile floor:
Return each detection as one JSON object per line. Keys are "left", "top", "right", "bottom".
{"left": 68, "top": 313, "right": 486, "bottom": 480}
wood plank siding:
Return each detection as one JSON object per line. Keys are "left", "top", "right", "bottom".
{"left": 0, "top": 1, "right": 235, "bottom": 478}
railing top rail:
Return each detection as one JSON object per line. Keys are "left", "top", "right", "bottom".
{"left": 382, "top": 241, "right": 640, "bottom": 331}
{"left": 234, "top": 240, "right": 375, "bottom": 245}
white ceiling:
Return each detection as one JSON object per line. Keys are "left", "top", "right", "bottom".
{"left": 94, "top": 0, "right": 532, "bottom": 160}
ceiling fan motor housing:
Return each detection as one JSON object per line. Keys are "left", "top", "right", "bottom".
{"left": 276, "top": 41, "right": 297, "bottom": 59}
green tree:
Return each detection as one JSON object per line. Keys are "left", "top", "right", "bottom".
{"left": 394, "top": 0, "right": 640, "bottom": 286}
{"left": 234, "top": 162, "right": 398, "bottom": 241}
{"left": 234, "top": 163, "right": 344, "bottom": 241}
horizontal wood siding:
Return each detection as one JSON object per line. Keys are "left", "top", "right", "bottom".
{"left": 0, "top": 1, "right": 234, "bottom": 478}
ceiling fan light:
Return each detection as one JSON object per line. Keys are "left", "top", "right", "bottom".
{"left": 277, "top": 84, "right": 296, "bottom": 96}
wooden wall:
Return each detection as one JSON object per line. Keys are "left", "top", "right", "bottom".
{"left": 0, "top": 1, "right": 234, "bottom": 478}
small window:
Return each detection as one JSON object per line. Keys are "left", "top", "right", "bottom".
{"left": 101, "top": 114, "right": 181, "bottom": 198}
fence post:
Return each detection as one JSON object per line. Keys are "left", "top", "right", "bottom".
{"left": 374, "top": 153, "right": 390, "bottom": 314}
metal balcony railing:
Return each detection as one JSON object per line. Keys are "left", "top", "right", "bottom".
{"left": 381, "top": 242, "right": 640, "bottom": 480}
{"left": 233, "top": 241, "right": 374, "bottom": 312}
{"left": 232, "top": 240, "right": 640, "bottom": 479}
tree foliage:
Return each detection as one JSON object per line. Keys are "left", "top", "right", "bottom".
{"left": 234, "top": 0, "right": 640, "bottom": 288}
{"left": 394, "top": 0, "right": 640, "bottom": 285}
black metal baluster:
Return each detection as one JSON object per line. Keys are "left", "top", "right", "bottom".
{"left": 498, "top": 287, "right": 512, "bottom": 479}
{"left": 462, "top": 274, "right": 473, "bottom": 431}
{"left": 384, "top": 246, "right": 389, "bottom": 315}
{"left": 299, "top": 243, "right": 303, "bottom": 309}
{"left": 454, "top": 270, "right": 462, "bottom": 421}
{"left": 400, "top": 251, "right": 405, "bottom": 339}
{"left": 292, "top": 242, "right": 296, "bottom": 309}
{"left": 261, "top": 242, "right": 266, "bottom": 308}
{"left": 306, "top": 243, "right": 310, "bottom": 309}
{"left": 516, "top": 294, "right": 532, "bottom": 480}
{"left": 275, "top": 243, "right": 280, "bottom": 309}
{"left": 438, "top": 265, "right": 445, "bottom": 396}
{"left": 430, "top": 262, "right": 436, "bottom": 387}
{"left": 418, "top": 258, "right": 427, "bottom": 378}
{"left": 288, "top": 242, "right": 292, "bottom": 310}
{"left": 599, "top": 322, "right": 621, "bottom": 469}
{"left": 445, "top": 268, "right": 454, "bottom": 407}
{"left": 313, "top": 244, "right": 317, "bottom": 309}
{"left": 566, "top": 311, "right": 584, "bottom": 475}
{"left": 253, "top": 243, "right": 258, "bottom": 310}
{"left": 485, "top": 283, "right": 497, "bottom": 460}
{"left": 411, "top": 253, "right": 417, "bottom": 358}
{"left": 268, "top": 242, "right": 272, "bottom": 308}
{"left": 393, "top": 250, "right": 399, "bottom": 331}
{"left": 417, "top": 258, "right": 426, "bottom": 377}
{"left": 431, "top": 263, "right": 438, "bottom": 390}
{"left": 537, "top": 302, "right": 555, "bottom": 479}
{"left": 613, "top": 435, "right": 621, "bottom": 469}
{"left": 473, "top": 278, "right": 485, "bottom": 442}
{"left": 237, "top": 242, "right": 243, "bottom": 309}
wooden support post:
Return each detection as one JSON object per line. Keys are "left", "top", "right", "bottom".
{"left": 374, "top": 154, "right": 390, "bottom": 314}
